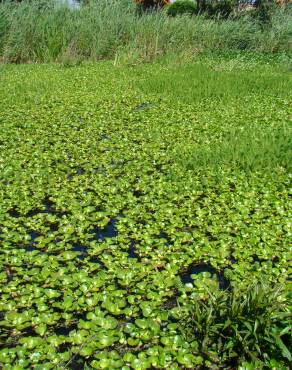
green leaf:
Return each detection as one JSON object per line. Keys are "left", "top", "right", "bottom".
{"left": 274, "top": 335, "right": 292, "bottom": 361}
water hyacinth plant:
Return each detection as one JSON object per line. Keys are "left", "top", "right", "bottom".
{"left": 0, "top": 55, "right": 291, "bottom": 368}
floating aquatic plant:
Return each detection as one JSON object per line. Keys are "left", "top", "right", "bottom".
{"left": 0, "top": 60, "right": 291, "bottom": 369}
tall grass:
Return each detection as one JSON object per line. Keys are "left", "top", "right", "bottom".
{"left": 0, "top": 0, "right": 291, "bottom": 63}
{"left": 178, "top": 125, "right": 292, "bottom": 173}
{"left": 138, "top": 62, "right": 292, "bottom": 102}
{"left": 137, "top": 60, "right": 292, "bottom": 173}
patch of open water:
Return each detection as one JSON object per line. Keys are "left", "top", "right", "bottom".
{"left": 181, "top": 263, "right": 229, "bottom": 290}
{"left": 90, "top": 219, "right": 118, "bottom": 241}
{"left": 128, "top": 240, "right": 140, "bottom": 259}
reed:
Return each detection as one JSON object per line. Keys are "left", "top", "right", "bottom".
{"left": 0, "top": 0, "right": 291, "bottom": 63}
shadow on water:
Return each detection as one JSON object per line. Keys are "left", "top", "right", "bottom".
{"left": 23, "top": 219, "right": 118, "bottom": 258}
{"left": 228, "top": 255, "right": 237, "bottom": 265}
{"left": 252, "top": 254, "right": 279, "bottom": 267}
{"left": 24, "top": 231, "right": 41, "bottom": 252}
{"left": 25, "top": 245, "right": 37, "bottom": 252}
{"left": 128, "top": 240, "right": 140, "bottom": 260}
{"left": 67, "top": 167, "right": 85, "bottom": 180}
{"left": 45, "top": 200, "right": 65, "bottom": 216}
{"left": 55, "top": 325, "right": 76, "bottom": 336}
{"left": 8, "top": 208, "right": 20, "bottom": 218}
{"left": 30, "top": 231, "right": 40, "bottom": 242}
{"left": 72, "top": 244, "right": 88, "bottom": 260}
{"left": 181, "top": 263, "right": 229, "bottom": 290}
{"left": 163, "top": 296, "right": 177, "bottom": 310}
{"left": 159, "top": 231, "right": 173, "bottom": 246}
{"left": 133, "top": 102, "right": 157, "bottom": 112}
{"left": 67, "top": 356, "right": 86, "bottom": 370}
{"left": 91, "top": 219, "right": 118, "bottom": 241}
{"left": 25, "top": 198, "right": 68, "bottom": 217}
{"left": 5, "top": 267, "right": 13, "bottom": 282}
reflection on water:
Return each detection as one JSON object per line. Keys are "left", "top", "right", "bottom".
{"left": 57, "top": 0, "right": 80, "bottom": 9}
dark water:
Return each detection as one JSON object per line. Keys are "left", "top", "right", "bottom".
{"left": 91, "top": 219, "right": 118, "bottom": 241}
{"left": 72, "top": 220, "right": 118, "bottom": 258}
{"left": 128, "top": 241, "right": 140, "bottom": 259}
{"left": 72, "top": 244, "right": 88, "bottom": 260}
{"left": 133, "top": 102, "right": 156, "bottom": 112}
{"left": 181, "top": 263, "right": 229, "bottom": 290}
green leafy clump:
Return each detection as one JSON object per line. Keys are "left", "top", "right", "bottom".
{"left": 166, "top": 0, "right": 197, "bottom": 17}
{"left": 174, "top": 277, "right": 292, "bottom": 368}
{"left": 0, "top": 57, "right": 291, "bottom": 368}
{"left": 254, "top": 0, "right": 278, "bottom": 27}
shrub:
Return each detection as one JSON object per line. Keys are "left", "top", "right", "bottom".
{"left": 173, "top": 277, "right": 292, "bottom": 368}
{"left": 135, "top": 0, "right": 170, "bottom": 12}
{"left": 205, "top": 0, "right": 236, "bottom": 19}
{"left": 254, "top": 0, "right": 278, "bottom": 27}
{"left": 167, "top": 0, "right": 197, "bottom": 16}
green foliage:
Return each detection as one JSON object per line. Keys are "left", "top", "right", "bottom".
{"left": 166, "top": 0, "right": 197, "bottom": 17}
{"left": 174, "top": 279, "right": 292, "bottom": 367}
{"left": 205, "top": 0, "right": 235, "bottom": 19}
{"left": 177, "top": 124, "right": 291, "bottom": 172}
{"left": 254, "top": 0, "right": 278, "bottom": 27}
{"left": 0, "top": 0, "right": 291, "bottom": 63}
{"left": 0, "top": 58, "right": 291, "bottom": 368}
{"left": 138, "top": 60, "right": 292, "bottom": 102}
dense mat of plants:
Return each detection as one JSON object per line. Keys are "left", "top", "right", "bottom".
{"left": 0, "top": 0, "right": 291, "bottom": 64}
{"left": 0, "top": 58, "right": 291, "bottom": 369}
